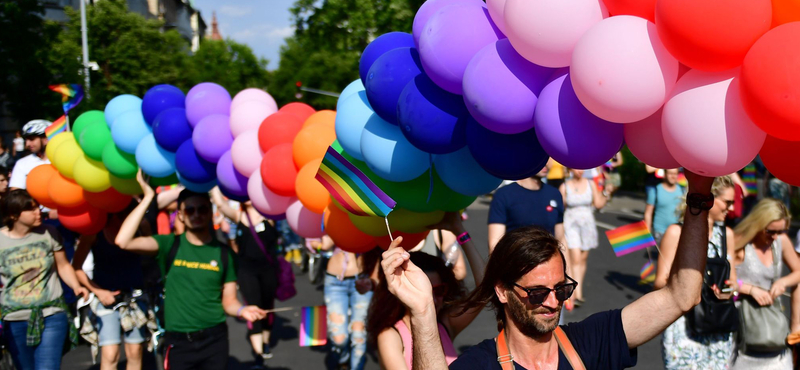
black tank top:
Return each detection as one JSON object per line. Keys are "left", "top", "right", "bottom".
{"left": 235, "top": 219, "right": 279, "bottom": 270}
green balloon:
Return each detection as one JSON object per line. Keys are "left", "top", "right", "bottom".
{"left": 149, "top": 173, "right": 179, "bottom": 187}
{"left": 80, "top": 122, "right": 112, "bottom": 161}
{"left": 72, "top": 110, "right": 106, "bottom": 142}
{"left": 110, "top": 175, "right": 142, "bottom": 195}
{"left": 102, "top": 142, "right": 138, "bottom": 179}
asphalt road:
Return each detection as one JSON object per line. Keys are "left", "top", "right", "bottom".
{"left": 63, "top": 192, "right": 793, "bottom": 369}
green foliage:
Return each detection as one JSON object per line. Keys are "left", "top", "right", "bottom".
{"left": 186, "top": 39, "right": 271, "bottom": 94}
{"left": 618, "top": 146, "right": 647, "bottom": 193}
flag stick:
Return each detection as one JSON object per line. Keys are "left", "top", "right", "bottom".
{"left": 384, "top": 216, "right": 394, "bottom": 242}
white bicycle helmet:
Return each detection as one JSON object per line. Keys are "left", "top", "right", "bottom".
{"left": 21, "top": 119, "right": 51, "bottom": 137}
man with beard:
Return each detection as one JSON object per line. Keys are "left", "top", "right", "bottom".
{"left": 116, "top": 171, "right": 267, "bottom": 369}
{"left": 381, "top": 172, "right": 715, "bottom": 370}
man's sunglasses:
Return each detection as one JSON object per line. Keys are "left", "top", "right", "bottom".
{"left": 765, "top": 229, "right": 787, "bottom": 236}
{"left": 513, "top": 276, "right": 578, "bottom": 305}
{"left": 183, "top": 205, "right": 210, "bottom": 216}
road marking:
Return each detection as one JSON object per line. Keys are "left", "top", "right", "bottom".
{"left": 596, "top": 221, "right": 616, "bottom": 230}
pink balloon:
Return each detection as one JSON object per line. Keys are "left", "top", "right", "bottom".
{"left": 231, "top": 88, "right": 278, "bottom": 113}
{"left": 571, "top": 16, "right": 678, "bottom": 123}
{"left": 285, "top": 199, "right": 325, "bottom": 238}
{"left": 504, "top": 0, "right": 607, "bottom": 68}
{"left": 662, "top": 69, "right": 766, "bottom": 177}
{"left": 486, "top": 0, "right": 508, "bottom": 35}
{"left": 247, "top": 171, "right": 293, "bottom": 216}
{"left": 623, "top": 109, "right": 681, "bottom": 169}
{"left": 229, "top": 100, "right": 276, "bottom": 138}
{"left": 231, "top": 129, "right": 263, "bottom": 177}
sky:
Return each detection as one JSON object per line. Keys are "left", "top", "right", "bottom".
{"left": 192, "top": 0, "right": 297, "bottom": 70}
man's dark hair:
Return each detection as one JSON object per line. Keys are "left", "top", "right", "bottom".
{"left": 459, "top": 226, "right": 566, "bottom": 331}
{"left": 176, "top": 189, "right": 211, "bottom": 209}
{"left": 2, "top": 189, "right": 38, "bottom": 228}
{"left": 0, "top": 166, "right": 8, "bottom": 179}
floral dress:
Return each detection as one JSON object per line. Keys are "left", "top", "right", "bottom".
{"left": 563, "top": 180, "right": 598, "bottom": 251}
{"left": 662, "top": 224, "right": 735, "bottom": 370}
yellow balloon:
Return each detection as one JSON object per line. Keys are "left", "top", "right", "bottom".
{"left": 45, "top": 132, "right": 72, "bottom": 163}
{"left": 52, "top": 139, "right": 83, "bottom": 179}
{"left": 347, "top": 208, "right": 446, "bottom": 237}
{"left": 348, "top": 213, "right": 387, "bottom": 237}
{"left": 73, "top": 155, "right": 111, "bottom": 192}
{"left": 110, "top": 175, "right": 142, "bottom": 195}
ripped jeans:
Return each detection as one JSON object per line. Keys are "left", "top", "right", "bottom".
{"left": 324, "top": 274, "right": 373, "bottom": 370}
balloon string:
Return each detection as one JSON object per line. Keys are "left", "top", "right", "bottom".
{"left": 426, "top": 153, "right": 434, "bottom": 204}
{"left": 385, "top": 216, "right": 394, "bottom": 242}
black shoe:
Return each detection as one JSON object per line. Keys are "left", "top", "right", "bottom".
{"left": 262, "top": 343, "right": 273, "bottom": 359}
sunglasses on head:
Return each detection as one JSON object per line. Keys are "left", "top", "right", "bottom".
{"left": 513, "top": 275, "right": 577, "bottom": 305}
{"left": 432, "top": 283, "right": 448, "bottom": 298}
{"left": 183, "top": 205, "right": 210, "bottom": 216}
{"left": 765, "top": 229, "right": 786, "bottom": 236}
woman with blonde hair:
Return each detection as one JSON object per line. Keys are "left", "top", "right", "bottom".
{"left": 731, "top": 198, "right": 800, "bottom": 369}
{"left": 657, "top": 176, "right": 737, "bottom": 370}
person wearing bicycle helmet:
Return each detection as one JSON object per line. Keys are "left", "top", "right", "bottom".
{"left": 9, "top": 120, "right": 50, "bottom": 190}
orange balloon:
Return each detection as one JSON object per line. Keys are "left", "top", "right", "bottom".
{"left": 279, "top": 102, "right": 316, "bottom": 122}
{"left": 26, "top": 165, "right": 59, "bottom": 209}
{"left": 293, "top": 123, "right": 336, "bottom": 168}
{"left": 772, "top": 0, "right": 800, "bottom": 26}
{"left": 84, "top": 188, "right": 132, "bottom": 213}
{"left": 48, "top": 173, "right": 86, "bottom": 208}
{"left": 295, "top": 159, "right": 330, "bottom": 214}
{"left": 323, "top": 205, "right": 377, "bottom": 253}
{"left": 303, "top": 110, "right": 336, "bottom": 128}
{"left": 375, "top": 230, "right": 429, "bottom": 251}
{"left": 58, "top": 203, "right": 107, "bottom": 235}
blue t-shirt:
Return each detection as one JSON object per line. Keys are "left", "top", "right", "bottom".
{"left": 449, "top": 310, "right": 637, "bottom": 370}
{"left": 646, "top": 184, "right": 685, "bottom": 235}
{"left": 488, "top": 183, "right": 564, "bottom": 236}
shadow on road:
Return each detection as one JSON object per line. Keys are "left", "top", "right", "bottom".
{"left": 604, "top": 271, "right": 653, "bottom": 296}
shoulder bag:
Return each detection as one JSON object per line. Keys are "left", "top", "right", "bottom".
{"left": 738, "top": 242, "right": 790, "bottom": 352}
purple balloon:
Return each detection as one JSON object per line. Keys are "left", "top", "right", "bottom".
{"left": 412, "top": 0, "right": 484, "bottom": 47}
{"left": 185, "top": 83, "right": 231, "bottom": 128}
{"left": 359, "top": 32, "right": 416, "bottom": 84}
{"left": 466, "top": 117, "right": 549, "bottom": 180}
{"left": 463, "top": 39, "right": 554, "bottom": 134}
{"left": 192, "top": 114, "right": 233, "bottom": 163}
{"left": 263, "top": 213, "right": 286, "bottom": 221}
{"left": 216, "top": 150, "right": 248, "bottom": 199}
{"left": 418, "top": 2, "right": 504, "bottom": 94}
{"left": 533, "top": 72, "right": 624, "bottom": 170}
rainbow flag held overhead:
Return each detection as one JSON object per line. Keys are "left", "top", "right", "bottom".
{"left": 45, "top": 115, "right": 67, "bottom": 139}
{"left": 639, "top": 260, "right": 656, "bottom": 284}
{"left": 605, "top": 221, "right": 657, "bottom": 257}
{"left": 299, "top": 306, "right": 327, "bottom": 347}
{"left": 316, "top": 147, "right": 396, "bottom": 218}
{"left": 49, "top": 84, "right": 84, "bottom": 113}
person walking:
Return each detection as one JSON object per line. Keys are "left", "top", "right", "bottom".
{"left": 9, "top": 120, "right": 50, "bottom": 191}
{"left": 115, "top": 171, "right": 267, "bottom": 370}
{"left": 644, "top": 168, "right": 685, "bottom": 245}
{"left": 558, "top": 169, "right": 607, "bottom": 306}
{"left": 0, "top": 189, "right": 88, "bottom": 370}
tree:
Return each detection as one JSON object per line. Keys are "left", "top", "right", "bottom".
{"left": 186, "top": 39, "right": 271, "bottom": 94}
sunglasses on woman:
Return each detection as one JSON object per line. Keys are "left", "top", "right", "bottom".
{"left": 765, "top": 229, "right": 786, "bottom": 236}
{"left": 513, "top": 276, "right": 578, "bottom": 305}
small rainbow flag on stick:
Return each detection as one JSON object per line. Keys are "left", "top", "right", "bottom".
{"left": 605, "top": 221, "right": 657, "bottom": 257}
{"left": 299, "top": 306, "right": 327, "bottom": 347}
{"left": 639, "top": 260, "right": 656, "bottom": 284}
{"left": 316, "top": 147, "right": 396, "bottom": 218}
{"left": 49, "top": 84, "right": 84, "bottom": 113}
{"left": 45, "top": 115, "right": 67, "bottom": 139}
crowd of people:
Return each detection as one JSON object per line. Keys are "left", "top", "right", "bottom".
{"left": 0, "top": 119, "right": 798, "bottom": 370}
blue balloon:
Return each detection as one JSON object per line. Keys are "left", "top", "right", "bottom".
{"left": 359, "top": 32, "right": 416, "bottom": 84}
{"left": 334, "top": 91, "right": 373, "bottom": 161}
{"left": 153, "top": 108, "right": 192, "bottom": 152}
{"left": 112, "top": 110, "right": 152, "bottom": 154}
{"left": 176, "top": 172, "right": 217, "bottom": 193}
{"left": 142, "top": 84, "right": 186, "bottom": 125}
{"left": 135, "top": 134, "right": 176, "bottom": 178}
{"left": 466, "top": 118, "right": 549, "bottom": 180}
{"left": 433, "top": 147, "right": 502, "bottom": 196}
{"left": 105, "top": 95, "right": 142, "bottom": 129}
{"left": 336, "top": 79, "right": 365, "bottom": 111}
{"left": 175, "top": 140, "right": 216, "bottom": 184}
{"left": 365, "top": 47, "right": 423, "bottom": 125}
{"left": 360, "top": 115, "right": 430, "bottom": 182}
{"left": 398, "top": 74, "right": 468, "bottom": 154}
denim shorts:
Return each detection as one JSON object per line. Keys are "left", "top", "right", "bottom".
{"left": 95, "top": 301, "right": 148, "bottom": 346}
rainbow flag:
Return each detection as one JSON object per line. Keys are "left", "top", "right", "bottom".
{"left": 677, "top": 172, "right": 688, "bottom": 187}
{"left": 299, "top": 306, "right": 327, "bottom": 347}
{"left": 639, "top": 260, "right": 656, "bottom": 284}
{"left": 742, "top": 164, "right": 758, "bottom": 196}
{"left": 605, "top": 221, "right": 657, "bottom": 257}
{"left": 49, "top": 84, "right": 84, "bottom": 113}
{"left": 45, "top": 115, "right": 67, "bottom": 139}
{"left": 315, "top": 147, "right": 396, "bottom": 217}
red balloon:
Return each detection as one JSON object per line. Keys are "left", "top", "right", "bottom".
{"left": 258, "top": 112, "right": 304, "bottom": 153}
{"left": 260, "top": 143, "right": 298, "bottom": 197}
{"left": 84, "top": 188, "right": 132, "bottom": 213}
{"left": 323, "top": 206, "right": 376, "bottom": 253}
{"left": 375, "top": 231, "right": 430, "bottom": 251}
{"left": 740, "top": 23, "right": 800, "bottom": 141}
{"left": 26, "top": 165, "right": 59, "bottom": 209}
{"left": 760, "top": 135, "right": 800, "bottom": 186}
{"left": 58, "top": 203, "right": 107, "bottom": 235}
{"left": 604, "top": 0, "right": 656, "bottom": 22}
{"left": 279, "top": 102, "right": 316, "bottom": 122}
{"left": 655, "top": 0, "right": 772, "bottom": 71}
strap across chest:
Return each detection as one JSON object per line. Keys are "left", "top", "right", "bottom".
{"left": 496, "top": 327, "right": 586, "bottom": 370}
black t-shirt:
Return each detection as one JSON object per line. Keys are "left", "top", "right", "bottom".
{"left": 449, "top": 310, "right": 637, "bottom": 370}
{"left": 488, "top": 183, "right": 564, "bottom": 236}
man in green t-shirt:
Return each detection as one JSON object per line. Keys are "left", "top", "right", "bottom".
{"left": 116, "top": 171, "right": 266, "bottom": 370}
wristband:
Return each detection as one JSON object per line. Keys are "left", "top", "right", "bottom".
{"left": 686, "top": 193, "right": 714, "bottom": 215}
{"left": 457, "top": 232, "right": 471, "bottom": 245}
{"left": 237, "top": 306, "right": 245, "bottom": 317}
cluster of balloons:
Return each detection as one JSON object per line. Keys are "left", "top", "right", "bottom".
{"left": 344, "top": 0, "right": 800, "bottom": 188}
